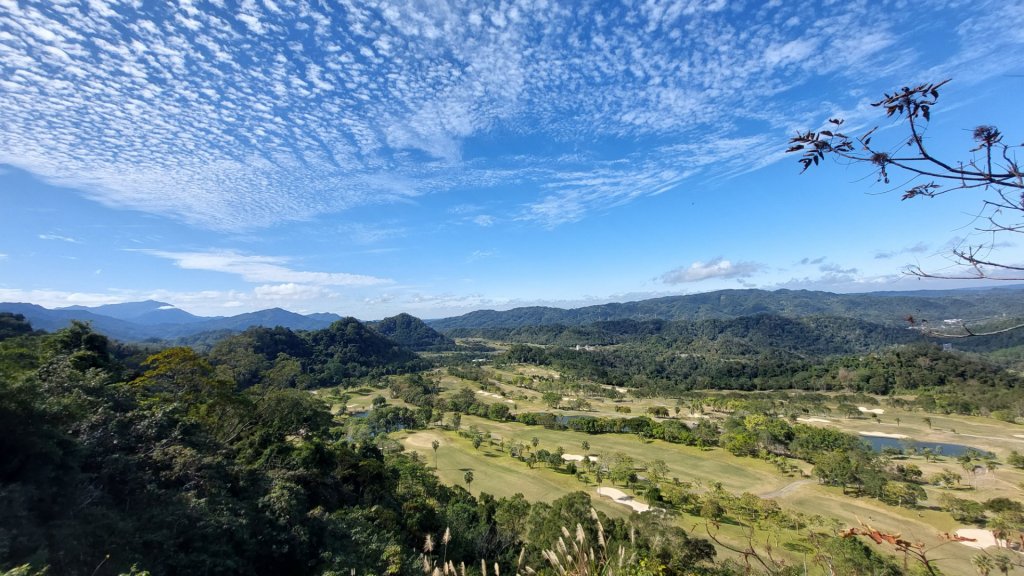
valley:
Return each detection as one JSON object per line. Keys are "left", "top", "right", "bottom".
{"left": 4, "top": 287, "right": 1024, "bottom": 575}
{"left": 339, "top": 350, "right": 1024, "bottom": 573}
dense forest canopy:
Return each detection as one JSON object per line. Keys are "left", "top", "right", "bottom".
{"left": 206, "top": 319, "right": 428, "bottom": 390}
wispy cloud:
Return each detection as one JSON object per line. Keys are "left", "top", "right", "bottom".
{"left": 1, "top": 1, "right": 1017, "bottom": 230}
{"left": 819, "top": 262, "right": 858, "bottom": 275}
{"left": 472, "top": 215, "right": 496, "bottom": 227}
{"left": 770, "top": 273, "right": 902, "bottom": 292}
{"left": 0, "top": 288, "right": 135, "bottom": 308}
{"left": 140, "top": 249, "right": 390, "bottom": 286}
{"left": 661, "top": 257, "right": 763, "bottom": 284}
{"left": 467, "top": 249, "right": 496, "bottom": 262}
{"left": 875, "top": 242, "right": 930, "bottom": 259}
{"left": 252, "top": 283, "right": 331, "bottom": 300}
{"left": 38, "top": 234, "right": 80, "bottom": 243}
{"left": 343, "top": 223, "right": 407, "bottom": 245}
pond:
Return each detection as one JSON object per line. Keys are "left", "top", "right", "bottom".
{"left": 861, "top": 435, "right": 992, "bottom": 458}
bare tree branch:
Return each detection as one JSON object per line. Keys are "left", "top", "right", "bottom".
{"left": 789, "top": 80, "right": 1024, "bottom": 336}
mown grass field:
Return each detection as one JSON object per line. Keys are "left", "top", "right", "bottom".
{"left": 396, "top": 422, "right": 809, "bottom": 567}
{"left": 384, "top": 365, "right": 1024, "bottom": 575}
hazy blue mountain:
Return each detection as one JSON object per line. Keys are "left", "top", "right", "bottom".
{"left": 306, "top": 312, "right": 344, "bottom": 324}
{"left": 189, "top": 308, "right": 333, "bottom": 333}
{"left": 0, "top": 302, "right": 344, "bottom": 342}
{"left": 427, "top": 287, "right": 1024, "bottom": 331}
{"left": 60, "top": 300, "right": 208, "bottom": 325}
{"left": 0, "top": 302, "right": 155, "bottom": 340}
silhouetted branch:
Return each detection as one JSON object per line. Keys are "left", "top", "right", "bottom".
{"left": 789, "top": 79, "right": 1024, "bottom": 291}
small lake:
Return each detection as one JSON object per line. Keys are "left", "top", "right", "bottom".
{"left": 861, "top": 435, "right": 991, "bottom": 458}
{"left": 555, "top": 414, "right": 587, "bottom": 425}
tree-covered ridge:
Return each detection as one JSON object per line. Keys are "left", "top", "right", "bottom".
{"left": 369, "top": 313, "right": 456, "bottom": 351}
{"left": 449, "top": 314, "right": 921, "bottom": 355}
{"left": 208, "top": 318, "right": 428, "bottom": 389}
{"left": 498, "top": 341, "right": 1024, "bottom": 413}
{"left": 428, "top": 287, "right": 1024, "bottom": 331}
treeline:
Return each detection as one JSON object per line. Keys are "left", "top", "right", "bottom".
{"left": 448, "top": 314, "right": 921, "bottom": 355}
{"left": 496, "top": 342, "right": 1024, "bottom": 415}
{"left": 427, "top": 287, "right": 1024, "bottom": 332}
{"left": 1, "top": 319, "right": 726, "bottom": 576}
{"left": 453, "top": 398, "right": 964, "bottom": 515}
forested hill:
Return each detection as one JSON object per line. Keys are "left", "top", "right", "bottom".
{"left": 368, "top": 313, "right": 456, "bottom": 351}
{"left": 427, "top": 286, "right": 1024, "bottom": 331}
{"left": 206, "top": 318, "right": 428, "bottom": 389}
{"left": 447, "top": 314, "right": 922, "bottom": 356}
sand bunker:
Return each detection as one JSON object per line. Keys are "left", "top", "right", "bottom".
{"left": 860, "top": 431, "right": 909, "bottom": 439}
{"left": 596, "top": 487, "right": 650, "bottom": 512}
{"left": 953, "top": 528, "right": 1007, "bottom": 550}
{"left": 858, "top": 407, "right": 885, "bottom": 415}
{"left": 475, "top": 390, "right": 515, "bottom": 404}
{"left": 798, "top": 417, "right": 831, "bottom": 423}
{"left": 561, "top": 454, "right": 598, "bottom": 462}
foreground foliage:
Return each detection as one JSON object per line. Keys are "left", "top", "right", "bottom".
{"left": 1, "top": 321, "right": 720, "bottom": 575}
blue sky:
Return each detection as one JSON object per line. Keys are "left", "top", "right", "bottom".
{"left": 1, "top": 0, "right": 1023, "bottom": 319}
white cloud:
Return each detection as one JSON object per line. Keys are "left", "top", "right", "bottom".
{"left": 38, "top": 234, "right": 80, "bottom": 243}
{"left": 819, "top": 262, "right": 858, "bottom": 275}
{"left": 0, "top": 288, "right": 149, "bottom": 308}
{"left": 343, "top": 223, "right": 407, "bottom": 245}
{"left": 467, "top": 249, "right": 495, "bottom": 262}
{"left": 661, "top": 257, "right": 763, "bottom": 284}
{"left": 770, "top": 273, "right": 905, "bottom": 292}
{"left": 764, "top": 38, "right": 818, "bottom": 67}
{"left": 253, "top": 283, "right": 330, "bottom": 300}
{"left": 140, "top": 249, "right": 390, "bottom": 286}
{"left": 472, "top": 214, "right": 496, "bottom": 227}
{"left": 0, "top": 1, "right": 1019, "bottom": 231}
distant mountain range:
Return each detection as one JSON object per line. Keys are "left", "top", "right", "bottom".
{"left": 4, "top": 285, "right": 1023, "bottom": 343}
{"left": 426, "top": 286, "right": 1024, "bottom": 332}
{"left": 0, "top": 300, "right": 343, "bottom": 342}
{"left": 60, "top": 300, "right": 207, "bottom": 325}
